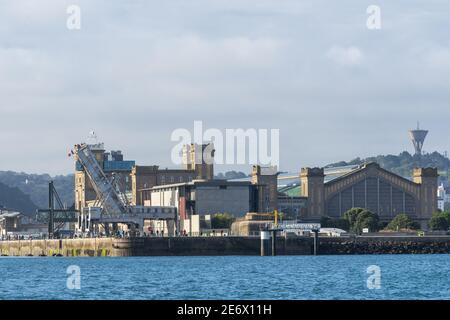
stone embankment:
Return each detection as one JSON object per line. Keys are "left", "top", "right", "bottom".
{"left": 319, "top": 236, "right": 450, "bottom": 254}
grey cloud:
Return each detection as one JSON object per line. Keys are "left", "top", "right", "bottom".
{"left": 0, "top": 1, "right": 449, "bottom": 174}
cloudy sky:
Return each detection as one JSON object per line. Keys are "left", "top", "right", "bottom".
{"left": 1, "top": 0, "right": 449, "bottom": 175}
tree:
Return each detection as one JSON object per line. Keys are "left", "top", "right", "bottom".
{"left": 343, "top": 208, "right": 380, "bottom": 234}
{"left": 441, "top": 210, "right": 450, "bottom": 221}
{"left": 354, "top": 210, "right": 379, "bottom": 234}
{"left": 386, "top": 213, "right": 420, "bottom": 231}
{"left": 343, "top": 208, "right": 364, "bottom": 227}
{"left": 211, "top": 213, "right": 235, "bottom": 229}
{"left": 428, "top": 212, "right": 450, "bottom": 231}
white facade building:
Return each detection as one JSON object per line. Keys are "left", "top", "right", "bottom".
{"left": 437, "top": 183, "right": 450, "bottom": 212}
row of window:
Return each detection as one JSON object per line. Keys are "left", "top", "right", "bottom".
{"left": 78, "top": 174, "right": 194, "bottom": 186}
{"left": 327, "top": 178, "right": 417, "bottom": 217}
{"left": 160, "top": 175, "right": 194, "bottom": 184}
{"left": 133, "top": 207, "right": 175, "bottom": 214}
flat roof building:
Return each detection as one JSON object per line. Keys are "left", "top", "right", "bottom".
{"left": 148, "top": 180, "right": 260, "bottom": 219}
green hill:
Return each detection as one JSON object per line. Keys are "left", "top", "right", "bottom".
{"left": 0, "top": 182, "right": 38, "bottom": 215}
{"left": 0, "top": 171, "right": 74, "bottom": 210}
{"left": 326, "top": 151, "right": 450, "bottom": 179}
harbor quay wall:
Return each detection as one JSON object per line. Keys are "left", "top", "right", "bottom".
{"left": 1, "top": 236, "right": 450, "bottom": 257}
{"left": 0, "top": 237, "right": 311, "bottom": 257}
{"left": 115, "top": 236, "right": 312, "bottom": 256}
{"left": 0, "top": 238, "right": 115, "bottom": 257}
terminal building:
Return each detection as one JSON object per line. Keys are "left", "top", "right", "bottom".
{"left": 299, "top": 162, "right": 438, "bottom": 227}
{"left": 233, "top": 162, "right": 439, "bottom": 228}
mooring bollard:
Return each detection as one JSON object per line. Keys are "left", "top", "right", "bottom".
{"left": 271, "top": 230, "right": 277, "bottom": 256}
{"left": 260, "top": 231, "right": 271, "bottom": 256}
{"left": 313, "top": 229, "right": 319, "bottom": 256}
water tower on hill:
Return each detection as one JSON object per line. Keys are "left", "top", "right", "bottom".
{"left": 409, "top": 122, "right": 428, "bottom": 155}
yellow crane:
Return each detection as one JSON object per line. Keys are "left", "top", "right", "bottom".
{"left": 274, "top": 210, "right": 278, "bottom": 227}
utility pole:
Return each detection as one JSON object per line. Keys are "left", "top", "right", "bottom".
{"left": 48, "top": 181, "right": 54, "bottom": 238}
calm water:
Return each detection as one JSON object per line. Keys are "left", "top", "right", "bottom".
{"left": 0, "top": 255, "right": 449, "bottom": 300}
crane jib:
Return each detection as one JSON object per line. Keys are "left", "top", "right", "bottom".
{"left": 74, "top": 144, "right": 127, "bottom": 216}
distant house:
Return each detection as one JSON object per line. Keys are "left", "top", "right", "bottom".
{"left": 437, "top": 183, "right": 450, "bottom": 211}
{"left": 0, "top": 208, "right": 22, "bottom": 237}
{"left": 0, "top": 207, "right": 47, "bottom": 238}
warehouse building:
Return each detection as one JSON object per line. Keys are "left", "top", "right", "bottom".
{"left": 145, "top": 165, "right": 278, "bottom": 219}
{"left": 149, "top": 180, "right": 258, "bottom": 219}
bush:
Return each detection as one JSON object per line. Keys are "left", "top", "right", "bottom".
{"left": 211, "top": 213, "right": 235, "bottom": 229}
{"left": 428, "top": 212, "right": 450, "bottom": 231}
{"left": 320, "top": 216, "right": 350, "bottom": 231}
{"left": 378, "top": 221, "right": 389, "bottom": 230}
{"left": 386, "top": 213, "right": 420, "bottom": 231}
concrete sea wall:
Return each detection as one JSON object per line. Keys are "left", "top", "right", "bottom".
{"left": 0, "top": 238, "right": 115, "bottom": 257}
{"left": 0, "top": 237, "right": 311, "bottom": 257}
{"left": 115, "top": 237, "right": 312, "bottom": 256}
{"left": 1, "top": 236, "right": 450, "bottom": 257}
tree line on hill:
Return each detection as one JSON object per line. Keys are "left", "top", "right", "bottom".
{"left": 0, "top": 182, "right": 38, "bottom": 215}
{"left": 326, "top": 151, "right": 450, "bottom": 178}
{"left": 0, "top": 171, "right": 74, "bottom": 215}
{"left": 214, "top": 171, "right": 249, "bottom": 180}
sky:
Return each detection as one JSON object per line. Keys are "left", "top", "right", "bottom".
{"left": 0, "top": 0, "right": 450, "bottom": 175}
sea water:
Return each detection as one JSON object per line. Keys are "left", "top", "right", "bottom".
{"left": 0, "top": 255, "right": 449, "bottom": 300}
